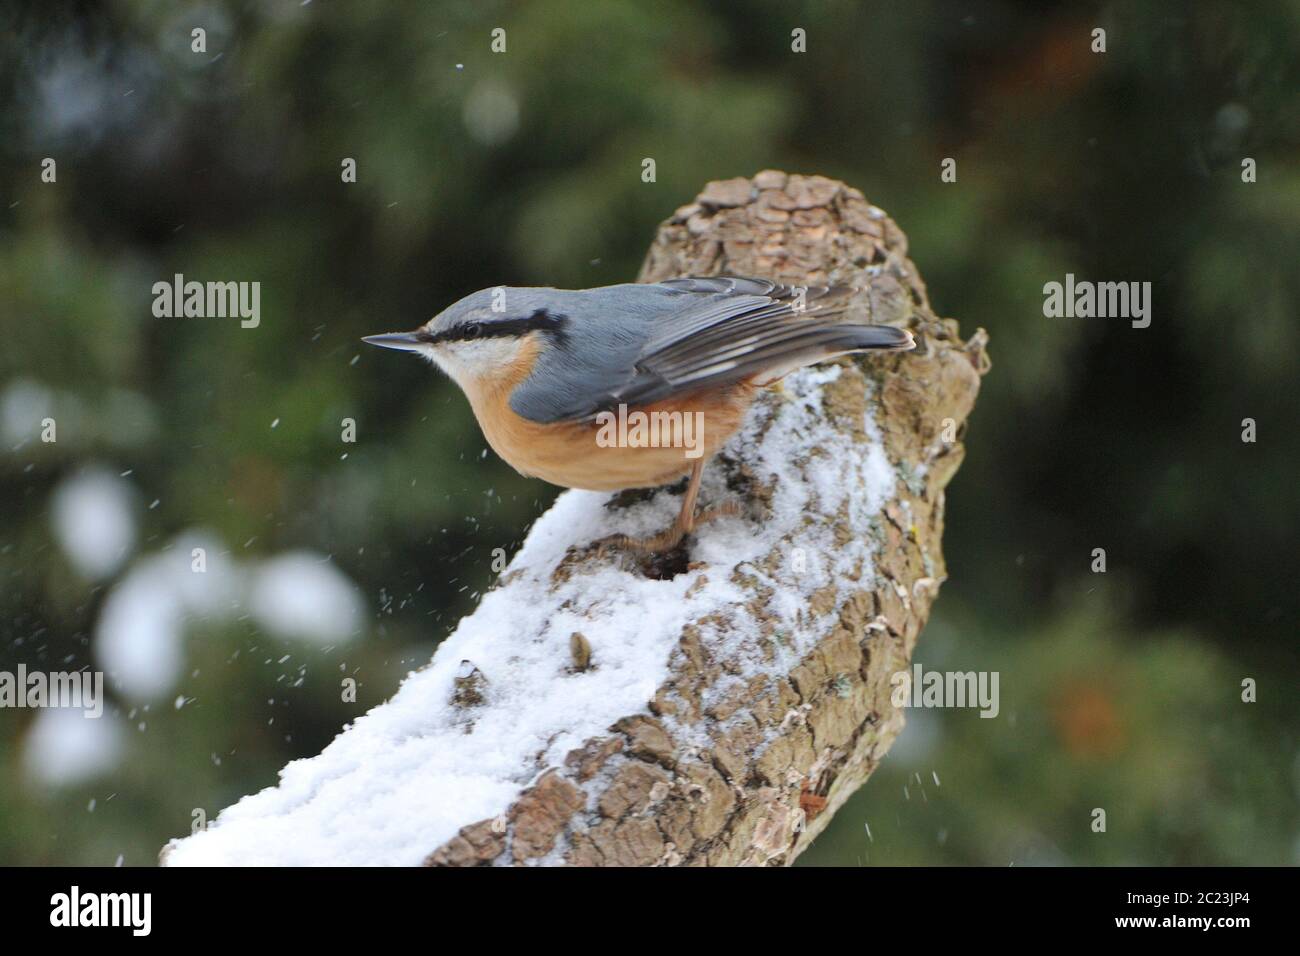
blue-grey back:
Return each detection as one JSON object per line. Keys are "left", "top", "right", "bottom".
{"left": 438, "top": 277, "right": 911, "bottom": 423}
{"left": 505, "top": 283, "right": 695, "bottom": 423}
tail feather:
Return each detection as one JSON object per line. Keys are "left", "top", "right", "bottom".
{"left": 842, "top": 323, "right": 915, "bottom": 351}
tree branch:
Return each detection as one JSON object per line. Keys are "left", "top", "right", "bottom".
{"left": 161, "top": 171, "right": 989, "bottom": 867}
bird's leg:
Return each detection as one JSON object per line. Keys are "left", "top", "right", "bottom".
{"left": 674, "top": 456, "right": 706, "bottom": 534}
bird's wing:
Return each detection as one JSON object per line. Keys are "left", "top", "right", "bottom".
{"left": 509, "top": 276, "right": 912, "bottom": 423}
{"left": 606, "top": 276, "right": 913, "bottom": 409}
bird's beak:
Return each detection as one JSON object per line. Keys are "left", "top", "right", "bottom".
{"left": 361, "top": 332, "right": 426, "bottom": 352}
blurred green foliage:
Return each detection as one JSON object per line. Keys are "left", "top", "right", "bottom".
{"left": 0, "top": 0, "right": 1296, "bottom": 865}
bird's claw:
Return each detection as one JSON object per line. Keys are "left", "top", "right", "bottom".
{"left": 606, "top": 499, "right": 742, "bottom": 554}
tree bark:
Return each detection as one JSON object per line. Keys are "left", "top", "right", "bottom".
{"left": 428, "top": 172, "right": 989, "bottom": 866}
{"left": 162, "top": 171, "right": 988, "bottom": 868}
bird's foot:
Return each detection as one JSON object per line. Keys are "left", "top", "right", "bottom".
{"left": 608, "top": 524, "right": 689, "bottom": 554}
{"left": 607, "top": 499, "right": 742, "bottom": 554}
{"left": 695, "top": 500, "right": 742, "bottom": 525}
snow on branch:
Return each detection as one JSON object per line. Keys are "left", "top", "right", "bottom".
{"left": 162, "top": 171, "right": 989, "bottom": 867}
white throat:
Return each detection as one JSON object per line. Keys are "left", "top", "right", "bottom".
{"left": 417, "top": 337, "right": 526, "bottom": 391}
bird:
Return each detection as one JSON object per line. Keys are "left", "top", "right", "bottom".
{"left": 363, "top": 275, "right": 914, "bottom": 551}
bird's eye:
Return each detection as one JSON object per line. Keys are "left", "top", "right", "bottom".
{"left": 462, "top": 322, "right": 483, "bottom": 340}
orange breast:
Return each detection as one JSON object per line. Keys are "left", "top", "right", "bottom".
{"left": 460, "top": 337, "right": 755, "bottom": 492}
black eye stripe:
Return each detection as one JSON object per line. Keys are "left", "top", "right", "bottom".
{"left": 433, "top": 309, "right": 568, "bottom": 344}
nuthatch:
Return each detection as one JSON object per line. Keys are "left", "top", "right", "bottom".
{"left": 364, "top": 275, "right": 914, "bottom": 551}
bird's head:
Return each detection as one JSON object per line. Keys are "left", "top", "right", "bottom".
{"left": 363, "top": 287, "right": 568, "bottom": 390}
